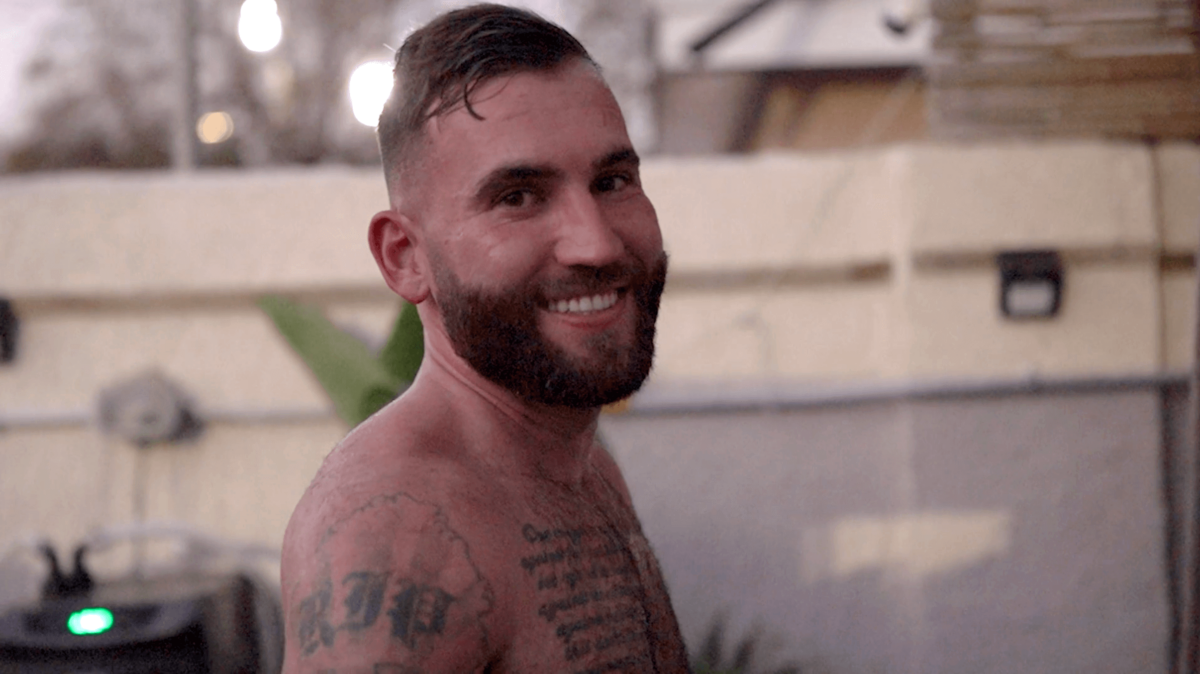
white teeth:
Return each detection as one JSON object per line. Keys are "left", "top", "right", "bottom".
{"left": 548, "top": 291, "right": 618, "bottom": 314}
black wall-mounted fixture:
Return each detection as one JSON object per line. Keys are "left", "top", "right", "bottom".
{"left": 0, "top": 299, "right": 17, "bottom": 363}
{"left": 997, "top": 250, "right": 1064, "bottom": 319}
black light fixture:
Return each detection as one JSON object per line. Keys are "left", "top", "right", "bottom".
{"left": 0, "top": 299, "right": 17, "bottom": 363}
{"left": 997, "top": 250, "right": 1064, "bottom": 320}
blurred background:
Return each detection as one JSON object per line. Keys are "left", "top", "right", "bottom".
{"left": 1, "top": 0, "right": 1199, "bottom": 671}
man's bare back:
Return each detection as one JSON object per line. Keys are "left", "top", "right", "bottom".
{"left": 280, "top": 5, "right": 688, "bottom": 671}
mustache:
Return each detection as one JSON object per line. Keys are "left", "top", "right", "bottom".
{"left": 535, "top": 260, "right": 642, "bottom": 301}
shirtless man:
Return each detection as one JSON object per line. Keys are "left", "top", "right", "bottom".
{"left": 280, "top": 5, "right": 690, "bottom": 673}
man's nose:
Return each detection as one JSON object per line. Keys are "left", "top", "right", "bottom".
{"left": 553, "top": 190, "right": 625, "bottom": 268}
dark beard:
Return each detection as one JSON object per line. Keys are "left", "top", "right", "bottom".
{"left": 434, "top": 253, "right": 667, "bottom": 408}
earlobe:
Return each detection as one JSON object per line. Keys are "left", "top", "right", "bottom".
{"left": 368, "top": 209, "right": 430, "bottom": 304}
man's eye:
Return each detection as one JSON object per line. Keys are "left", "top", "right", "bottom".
{"left": 498, "top": 190, "right": 535, "bottom": 208}
{"left": 595, "top": 174, "right": 631, "bottom": 193}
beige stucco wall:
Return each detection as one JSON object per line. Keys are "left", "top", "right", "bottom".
{"left": 0, "top": 169, "right": 385, "bottom": 298}
{"left": 646, "top": 141, "right": 1195, "bottom": 382}
{"left": 1160, "top": 143, "right": 1200, "bottom": 254}
{"left": 0, "top": 140, "right": 1196, "bottom": 596}
{"left": 655, "top": 282, "right": 897, "bottom": 380}
{"left": 646, "top": 151, "right": 898, "bottom": 271}
{"left": 2, "top": 307, "right": 330, "bottom": 413}
{"left": 3, "top": 142, "right": 1194, "bottom": 388}
{"left": 0, "top": 423, "right": 340, "bottom": 554}
{"left": 904, "top": 143, "right": 1158, "bottom": 254}
{"left": 903, "top": 262, "right": 1161, "bottom": 378}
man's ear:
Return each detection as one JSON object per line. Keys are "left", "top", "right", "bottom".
{"left": 369, "top": 209, "right": 430, "bottom": 304}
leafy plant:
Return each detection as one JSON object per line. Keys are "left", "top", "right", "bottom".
{"left": 692, "top": 614, "right": 803, "bottom": 674}
{"left": 259, "top": 296, "right": 423, "bottom": 427}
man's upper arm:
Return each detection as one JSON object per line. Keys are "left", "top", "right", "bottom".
{"left": 282, "top": 490, "right": 497, "bottom": 674}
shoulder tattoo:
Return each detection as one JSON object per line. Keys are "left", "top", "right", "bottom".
{"left": 294, "top": 492, "right": 495, "bottom": 661}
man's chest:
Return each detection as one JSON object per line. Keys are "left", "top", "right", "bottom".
{"left": 480, "top": 487, "right": 690, "bottom": 673}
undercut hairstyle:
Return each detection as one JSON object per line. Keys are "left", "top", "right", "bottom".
{"left": 377, "top": 3, "right": 596, "bottom": 193}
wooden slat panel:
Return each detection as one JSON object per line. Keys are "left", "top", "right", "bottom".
{"left": 929, "top": 53, "right": 1200, "bottom": 87}
{"left": 928, "top": 0, "right": 1200, "bottom": 139}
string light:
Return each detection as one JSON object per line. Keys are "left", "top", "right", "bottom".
{"left": 238, "top": 0, "right": 282, "bottom": 53}
{"left": 348, "top": 61, "right": 393, "bottom": 127}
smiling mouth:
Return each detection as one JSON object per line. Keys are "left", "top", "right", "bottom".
{"left": 545, "top": 290, "right": 620, "bottom": 315}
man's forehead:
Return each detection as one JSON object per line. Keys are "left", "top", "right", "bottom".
{"left": 429, "top": 60, "right": 610, "bottom": 130}
{"left": 422, "top": 61, "right": 629, "bottom": 176}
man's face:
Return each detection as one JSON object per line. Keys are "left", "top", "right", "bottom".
{"left": 411, "top": 60, "right": 666, "bottom": 407}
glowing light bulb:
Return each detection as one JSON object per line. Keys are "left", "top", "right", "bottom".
{"left": 349, "top": 61, "right": 394, "bottom": 127}
{"left": 196, "top": 111, "right": 234, "bottom": 144}
{"left": 238, "top": 0, "right": 282, "bottom": 53}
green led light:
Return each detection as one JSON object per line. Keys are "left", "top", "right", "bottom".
{"left": 67, "top": 607, "right": 114, "bottom": 636}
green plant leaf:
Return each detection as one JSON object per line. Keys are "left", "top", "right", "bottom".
{"left": 357, "top": 384, "right": 402, "bottom": 426}
{"left": 379, "top": 300, "right": 423, "bottom": 384}
{"left": 690, "top": 613, "right": 803, "bottom": 674}
{"left": 697, "top": 613, "right": 727, "bottom": 669}
{"left": 258, "top": 295, "right": 401, "bottom": 427}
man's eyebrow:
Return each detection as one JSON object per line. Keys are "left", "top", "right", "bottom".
{"left": 472, "top": 164, "right": 561, "bottom": 201}
{"left": 594, "top": 147, "right": 640, "bottom": 171}
{"left": 470, "top": 150, "right": 639, "bottom": 204}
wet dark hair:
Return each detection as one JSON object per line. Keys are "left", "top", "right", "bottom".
{"left": 377, "top": 3, "right": 595, "bottom": 192}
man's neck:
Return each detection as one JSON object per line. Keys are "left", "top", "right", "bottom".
{"left": 407, "top": 342, "right": 603, "bottom": 486}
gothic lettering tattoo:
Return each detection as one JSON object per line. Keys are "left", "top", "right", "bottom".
{"left": 296, "top": 492, "right": 494, "bottom": 659}
{"left": 389, "top": 580, "right": 454, "bottom": 648}
{"left": 342, "top": 571, "right": 389, "bottom": 631}
{"left": 298, "top": 578, "right": 337, "bottom": 655}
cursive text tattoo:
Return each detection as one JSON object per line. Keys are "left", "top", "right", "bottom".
{"left": 520, "top": 522, "right": 655, "bottom": 673}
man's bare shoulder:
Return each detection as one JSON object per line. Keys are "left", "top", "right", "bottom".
{"left": 280, "top": 403, "right": 512, "bottom": 673}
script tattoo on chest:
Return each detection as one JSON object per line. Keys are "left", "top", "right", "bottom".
{"left": 520, "top": 522, "right": 658, "bottom": 674}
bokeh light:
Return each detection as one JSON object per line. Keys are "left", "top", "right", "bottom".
{"left": 348, "top": 61, "right": 394, "bottom": 127}
{"left": 196, "top": 111, "right": 234, "bottom": 144}
{"left": 238, "top": 0, "right": 282, "bottom": 53}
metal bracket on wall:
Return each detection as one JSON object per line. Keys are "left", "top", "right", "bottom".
{"left": 689, "top": 0, "right": 780, "bottom": 55}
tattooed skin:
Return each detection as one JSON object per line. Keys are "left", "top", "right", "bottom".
{"left": 284, "top": 469, "right": 690, "bottom": 674}
{"left": 522, "top": 522, "right": 653, "bottom": 671}
{"left": 289, "top": 492, "right": 495, "bottom": 670}
{"left": 512, "top": 464, "right": 689, "bottom": 674}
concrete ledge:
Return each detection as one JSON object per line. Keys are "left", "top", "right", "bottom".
{"left": 625, "top": 370, "right": 1182, "bottom": 415}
